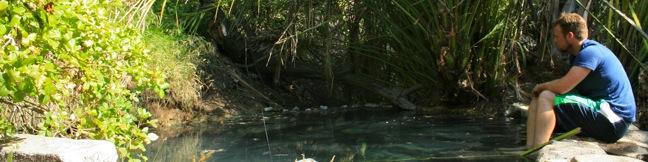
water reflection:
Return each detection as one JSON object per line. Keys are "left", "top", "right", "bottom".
{"left": 147, "top": 108, "right": 530, "bottom": 162}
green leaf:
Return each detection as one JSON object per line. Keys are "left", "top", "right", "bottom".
{"left": 43, "top": 80, "right": 56, "bottom": 96}
{"left": 47, "top": 13, "right": 59, "bottom": 26}
{"left": 67, "top": 38, "right": 77, "bottom": 50}
{"left": 13, "top": 89, "right": 25, "bottom": 102}
{"left": 7, "top": 70, "right": 21, "bottom": 83}
{"left": 0, "top": 25, "right": 6, "bottom": 35}
{"left": 11, "top": 5, "right": 25, "bottom": 14}
{"left": 46, "top": 39, "right": 59, "bottom": 49}
{"left": 0, "top": 1, "right": 8, "bottom": 11}
{"left": 8, "top": 15, "right": 21, "bottom": 27}
{"left": 147, "top": 119, "right": 158, "bottom": 128}
{"left": 38, "top": 94, "right": 50, "bottom": 104}
{"left": 0, "top": 85, "right": 10, "bottom": 96}
{"left": 48, "top": 29, "right": 62, "bottom": 40}
{"left": 21, "top": 57, "right": 37, "bottom": 67}
{"left": 18, "top": 79, "right": 34, "bottom": 94}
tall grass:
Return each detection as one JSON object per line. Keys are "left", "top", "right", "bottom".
{"left": 141, "top": 0, "right": 532, "bottom": 103}
{"left": 354, "top": 0, "right": 529, "bottom": 102}
{"left": 142, "top": 27, "right": 212, "bottom": 110}
{"left": 142, "top": 0, "right": 645, "bottom": 105}
{"left": 575, "top": 0, "right": 648, "bottom": 83}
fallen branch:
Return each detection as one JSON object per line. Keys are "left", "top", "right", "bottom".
{"left": 338, "top": 74, "right": 417, "bottom": 110}
{"left": 520, "top": 127, "right": 582, "bottom": 157}
{"left": 225, "top": 69, "right": 280, "bottom": 108}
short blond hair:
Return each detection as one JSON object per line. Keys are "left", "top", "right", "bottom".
{"left": 552, "top": 13, "right": 588, "bottom": 40}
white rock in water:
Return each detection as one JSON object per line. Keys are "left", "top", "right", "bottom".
{"left": 364, "top": 103, "right": 379, "bottom": 108}
{"left": 341, "top": 105, "right": 348, "bottom": 108}
{"left": 147, "top": 133, "right": 159, "bottom": 142}
{"left": 0, "top": 134, "right": 118, "bottom": 162}
{"left": 292, "top": 106, "right": 300, "bottom": 111}
{"left": 295, "top": 158, "right": 317, "bottom": 162}
{"left": 512, "top": 102, "right": 528, "bottom": 111}
{"left": 263, "top": 107, "right": 273, "bottom": 112}
{"left": 319, "top": 105, "right": 328, "bottom": 110}
{"left": 509, "top": 102, "right": 529, "bottom": 117}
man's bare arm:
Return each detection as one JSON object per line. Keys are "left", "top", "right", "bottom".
{"left": 533, "top": 66, "right": 591, "bottom": 96}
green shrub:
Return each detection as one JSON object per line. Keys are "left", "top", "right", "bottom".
{"left": 0, "top": 0, "right": 167, "bottom": 160}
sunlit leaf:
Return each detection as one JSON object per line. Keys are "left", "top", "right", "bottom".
{"left": 0, "top": 85, "right": 10, "bottom": 96}
{"left": 0, "top": 25, "right": 6, "bottom": 35}
{"left": 0, "top": 1, "right": 8, "bottom": 11}
{"left": 8, "top": 15, "right": 21, "bottom": 27}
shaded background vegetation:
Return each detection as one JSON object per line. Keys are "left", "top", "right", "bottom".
{"left": 157, "top": 0, "right": 646, "bottom": 106}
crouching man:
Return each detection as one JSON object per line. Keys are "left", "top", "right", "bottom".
{"left": 526, "top": 13, "right": 636, "bottom": 148}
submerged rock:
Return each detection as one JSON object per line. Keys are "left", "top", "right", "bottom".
{"left": 508, "top": 102, "right": 528, "bottom": 118}
{"left": 147, "top": 133, "right": 159, "bottom": 142}
{"left": 295, "top": 158, "right": 317, "bottom": 162}
{"left": 364, "top": 103, "right": 379, "bottom": 108}
{"left": 319, "top": 105, "right": 328, "bottom": 110}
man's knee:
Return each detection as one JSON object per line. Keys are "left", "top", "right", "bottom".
{"left": 538, "top": 90, "right": 555, "bottom": 102}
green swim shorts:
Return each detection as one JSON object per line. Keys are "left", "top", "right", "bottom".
{"left": 552, "top": 93, "right": 629, "bottom": 143}
{"left": 553, "top": 93, "right": 605, "bottom": 111}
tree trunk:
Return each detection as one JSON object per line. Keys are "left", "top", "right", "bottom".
{"left": 348, "top": 0, "right": 364, "bottom": 74}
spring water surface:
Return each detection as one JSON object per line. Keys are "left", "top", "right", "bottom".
{"left": 147, "top": 108, "right": 531, "bottom": 162}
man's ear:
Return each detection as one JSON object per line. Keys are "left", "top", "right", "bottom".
{"left": 567, "top": 32, "right": 575, "bottom": 40}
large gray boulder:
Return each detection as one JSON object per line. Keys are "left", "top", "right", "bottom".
{"left": 600, "top": 141, "right": 648, "bottom": 161}
{"left": 571, "top": 154, "right": 643, "bottom": 162}
{"left": 0, "top": 134, "right": 117, "bottom": 162}
{"left": 537, "top": 129, "right": 648, "bottom": 162}
{"left": 600, "top": 128, "right": 648, "bottom": 161}
{"left": 537, "top": 140, "right": 607, "bottom": 162}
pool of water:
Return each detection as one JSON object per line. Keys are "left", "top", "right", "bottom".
{"left": 147, "top": 108, "right": 531, "bottom": 162}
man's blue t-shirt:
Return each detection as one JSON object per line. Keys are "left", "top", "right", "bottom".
{"left": 570, "top": 39, "right": 636, "bottom": 123}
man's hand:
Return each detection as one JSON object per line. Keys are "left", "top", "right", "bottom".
{"left": 532, "top": 83, "right": 545, "bottom": 97}
{"left": 531, "top": 66, "right": 591, "bottom": 97}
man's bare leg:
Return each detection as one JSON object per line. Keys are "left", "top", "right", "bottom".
{"left": 531, "top": 90, "right": 557, "bottom": 147}
{"left": 526, "top": 97, "right": 538, "bottom": 148}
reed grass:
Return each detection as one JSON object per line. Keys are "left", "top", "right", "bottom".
{"left": 354, "top": 0, "right": 529, "bottom": 102}
{"left": 139, "top": 0, "right": 646, "bottom": 104}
